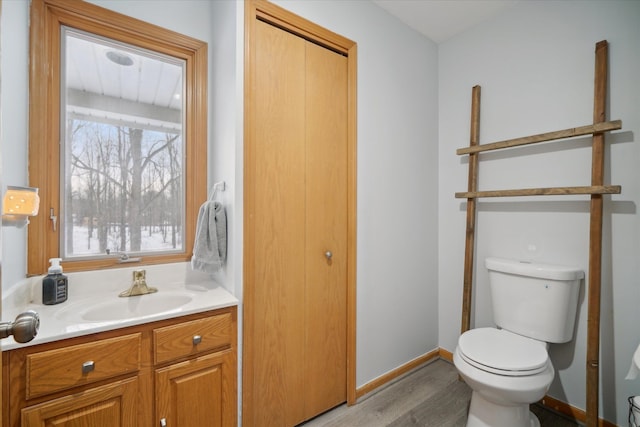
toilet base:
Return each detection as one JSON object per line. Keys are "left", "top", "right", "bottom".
{"left": 466, "top": 391, "right": 540, "bottom": 427}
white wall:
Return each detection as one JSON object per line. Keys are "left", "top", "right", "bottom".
{"left": 438, "top": 1, "right": 640, "bottom": 424}
{"left": 209, "top": 0, "right": 243, "bottom": 300}
{"left": 1, "top": 0, "right": 29, "bottom": 291}
{"left": 209, "top": 2, "right": 244, "bottom": 422}
{"left": 270, "top": 0, "right": 440, "bottom": 387}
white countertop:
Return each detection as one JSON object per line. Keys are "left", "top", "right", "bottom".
{"left": 1, "top": 263, "right": 238, "bottom": 351}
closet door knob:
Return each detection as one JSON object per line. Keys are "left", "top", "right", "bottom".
{"left": 325, "top": 251, "right": 332, "bottom": 260}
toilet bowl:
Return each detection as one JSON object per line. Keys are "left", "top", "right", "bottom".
{"left": 454, "top": 257, "right": 583, "bottom": 427}
{"left": 454, "top": 328, "right": 554, "bottom": 427}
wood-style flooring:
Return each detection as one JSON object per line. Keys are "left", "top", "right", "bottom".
{"left": 300, "top": 359, "right": 581, "bottom": 427}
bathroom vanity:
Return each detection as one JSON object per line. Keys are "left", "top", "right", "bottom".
{"left": 1, "top": 266, "right": 238, "bottom": 427}
{"left": 2, "top": 306, "right": 237, "bottom": 427}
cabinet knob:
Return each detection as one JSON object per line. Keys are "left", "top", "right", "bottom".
{"left": 325, "top": 251, "right": 333, "bottom": 260}
{"left": 160, "top": 418, "right": 167, "bottom": 427}
{"left": 82, "top": 360, "right": 95, "bottom": 374}
{"left": 192, "top": 335, "right": 202, "bottom": 345}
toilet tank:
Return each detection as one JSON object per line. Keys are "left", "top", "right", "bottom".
{"left": 486, "top": 257, "right": 584, "bottom": 343}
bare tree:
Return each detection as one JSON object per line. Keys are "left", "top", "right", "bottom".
{"left": 68, "top": 119, "right": 182, "bottom": 256}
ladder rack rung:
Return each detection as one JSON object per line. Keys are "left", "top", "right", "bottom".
{"left": 456, "top": 120, "right": 622, "bottom": 155}
{"left": 455, "top": 185, "right": 621, "bottom": 199}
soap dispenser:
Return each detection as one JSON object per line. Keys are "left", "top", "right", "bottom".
{"left": 43, "top": 258, "right": 68, "bottom": 305}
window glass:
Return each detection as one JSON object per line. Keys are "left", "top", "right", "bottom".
{"left": 62, "top": 28, "right": 186, "bottom": 259}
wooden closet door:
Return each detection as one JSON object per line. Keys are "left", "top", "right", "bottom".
{"left": 247, "top": 19, "right": 348, "bottom": 426}
{"left": 304, "top": 41, "right": 348, "bottom": 419}
{"left": 252, "top": 19, "right": 307, "bottom": 427}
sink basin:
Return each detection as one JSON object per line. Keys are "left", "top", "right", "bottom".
{"left": 55, "top": 292, "right": 193, "bottom": 322}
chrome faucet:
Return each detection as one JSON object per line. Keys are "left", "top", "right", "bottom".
{"left": 119, "top": 270, "right": 158, "bottom": 297}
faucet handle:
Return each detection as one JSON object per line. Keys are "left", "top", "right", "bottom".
{"left": 133, "top": 269, "right": 146, "bottom": 284}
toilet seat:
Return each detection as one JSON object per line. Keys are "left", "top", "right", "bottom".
{"left": 458, "top": 328, "right": 548, "bottom": 377}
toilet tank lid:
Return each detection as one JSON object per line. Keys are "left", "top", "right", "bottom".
{"left": 485, "top": 257, "right": 585, "bottom": 281}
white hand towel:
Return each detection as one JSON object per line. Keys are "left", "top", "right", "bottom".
{"left": 191, "top": 200, "right": 227, "bottom": 273}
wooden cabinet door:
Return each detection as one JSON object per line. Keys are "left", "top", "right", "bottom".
{"left": 21, "top": 377, "right": 138, "bottom": 426}
{"left": 245, "top": 17, "right": 348, "bottom": 426}
{"left": 155, "top": 350, "right": 235, "bottom": 427}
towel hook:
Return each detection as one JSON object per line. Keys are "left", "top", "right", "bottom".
{"left": 208, "top": 181, "right": 226, "bottom": 201}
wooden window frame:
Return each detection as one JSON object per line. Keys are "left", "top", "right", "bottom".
{"left": 28, "top": 0, "right": 207, "bottom": 275}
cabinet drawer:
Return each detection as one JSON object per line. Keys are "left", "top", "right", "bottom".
{"left": 154, "top": 313, "right": 232, "bottom": 364}
{"left": 22, "top": 377, "right": 139, "bottom": 426}
{"left": 26, "top": 333, "right": 141, "bottom": 399}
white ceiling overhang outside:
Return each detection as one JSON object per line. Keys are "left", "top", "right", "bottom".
{"left": 63, "top": 27, "right": 184, "bottom": 134}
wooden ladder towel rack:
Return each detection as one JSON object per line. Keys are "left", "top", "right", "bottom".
{"left": 456, "top": 40, "right": 621, "bottom": 427}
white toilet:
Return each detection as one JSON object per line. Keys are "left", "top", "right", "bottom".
{"left": 453, "top": 257, "right": 584, "bottom": 427}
